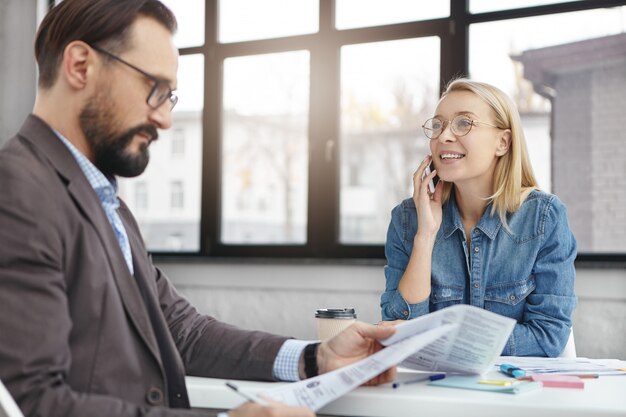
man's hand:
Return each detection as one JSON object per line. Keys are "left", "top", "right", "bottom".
{"left": 316, "top": 322, "right": 397, "bottom": 386}
{"left": 229, "top": 400, "right": 314, "bottom": 417}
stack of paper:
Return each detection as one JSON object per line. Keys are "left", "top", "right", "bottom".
{"left": 493, "top": 357, "right": 626, "bottom": 376}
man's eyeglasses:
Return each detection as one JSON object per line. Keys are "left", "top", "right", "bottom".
{"left": 422, "top": 115, "right": 502, "bottom": 140}
{"left": 90, "top": 44, "right": 178, "bottom": 110}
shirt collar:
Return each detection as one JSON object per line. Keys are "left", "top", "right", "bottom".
{"left": 53, "top": 130, "right": 119, "bottom": 206}
{"left": 441, "top": 188, "right": 502, "bottom": 240}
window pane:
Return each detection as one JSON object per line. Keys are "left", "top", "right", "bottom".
{"left": 171, "top": 127, "right": 185, "bottom": 157}
{"left": 221, "top": 51, "right": 309, "bottom": 244}
{"left": 340, "top": 37, "right": 440, "bottom": 244}
{"left": 470, "top": 7, "right": 626, "bottom": 252}
{"left": 470, "top": 0, "right": 584, "bottom": 14}
{"left": 118, "top": 54, "right": 204, "bottom": 252}
{"left": 336, "top": 0, "right": 449, "bottom": 30}
{"left": 219, "top": 0, "right": 318, "bottom": 43}
{"left": 160, "top": 0, "right": 205, "bottom": 48}
{"left": 170, "top": 181, "right": 184, "bottom": 210}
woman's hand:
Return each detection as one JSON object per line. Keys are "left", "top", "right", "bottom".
{"left": 412, "top": 155, "right": 443, "bottom": 240}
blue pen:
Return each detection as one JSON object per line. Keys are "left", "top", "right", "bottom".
{"left": 500, "top": 364, "right": 526, "bottom": 378}
{"left": 392, "top": 374, "right": 446, "bottom": 388}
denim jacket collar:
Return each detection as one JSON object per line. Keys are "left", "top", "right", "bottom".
{"left": 441, "top": 189, "right": 502, "bottom": 241}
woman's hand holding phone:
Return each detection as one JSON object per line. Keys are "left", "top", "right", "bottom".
{"left": 401, "top": 155, "right": 443, "bottom": 304}
{"left": 423, "top": 160, "right": 440, "bottom": 194}
{"left": 412, "top": 155, "right": 443, "bottom": 239}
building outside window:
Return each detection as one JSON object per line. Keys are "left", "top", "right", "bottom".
{"left": 171, "top": 127, "right": 186, "bottom": 158}
{"left": 170, "top": 181, "right": 184, "bottom": 210}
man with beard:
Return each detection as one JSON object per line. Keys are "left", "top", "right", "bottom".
{"left": 0, "top": 1, "right": 396, "bottom": 417}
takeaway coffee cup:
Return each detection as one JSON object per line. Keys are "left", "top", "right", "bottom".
{"left": 315, "top": 308, "right": 357, "bottom": 340}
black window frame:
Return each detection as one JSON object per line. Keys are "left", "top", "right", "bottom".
{"left": 155, "top": 0, "right": 626, "bottom": 265}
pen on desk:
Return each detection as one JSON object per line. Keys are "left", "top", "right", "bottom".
{"left": 500, "top": 363, "right": 526, "bottom": 378}
{"left": 392, "top": 374, "right": 446, "bottom": 388}
{"left": 225, "top": 382, "right": 268, "bottom": 405}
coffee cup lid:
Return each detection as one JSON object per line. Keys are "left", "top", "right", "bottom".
{"left": 315, "top": 308, "right": 356, "bottom": 319}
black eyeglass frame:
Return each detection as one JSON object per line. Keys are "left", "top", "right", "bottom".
{"left": 90, "top": 44, "right": 178, "bottom": 110}
{"left": 422, "top": 115, "right": 503, "bottom": 140}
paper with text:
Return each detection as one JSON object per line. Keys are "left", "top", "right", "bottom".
{"left": 262, "top": 324, "right": 456, "bottom": 411}
{"left": 383, "top": 304, "right": 515, "bottom": 374}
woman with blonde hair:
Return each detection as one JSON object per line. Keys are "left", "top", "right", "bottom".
{"left": 381, "top": 78, "right": 576, "bottom": 357}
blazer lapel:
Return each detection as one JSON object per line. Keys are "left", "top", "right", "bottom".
{"left": 124, "top": 215, "right": 188, "bottom": 378}
{"left": 17, "top": 115, "right": 163, "bottom": 365}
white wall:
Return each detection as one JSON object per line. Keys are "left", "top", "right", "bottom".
{"left": 159, "top": 261, "right": 626, "bottom": 360}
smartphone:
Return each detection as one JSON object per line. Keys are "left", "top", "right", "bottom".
{"left": 423, "top": 160, "right": 440, "bottom": 194}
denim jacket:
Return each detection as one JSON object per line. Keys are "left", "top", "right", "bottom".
{"left": 381, "top": 190, "right": 577, "bottom": 357}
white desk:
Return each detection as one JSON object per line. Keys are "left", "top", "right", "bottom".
{"left": 186, "top": 371, "right": 626, "bottom": 417}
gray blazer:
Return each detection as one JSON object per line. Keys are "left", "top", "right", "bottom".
{"left": 0, "top": 115, "right": 288, "bottom": 417}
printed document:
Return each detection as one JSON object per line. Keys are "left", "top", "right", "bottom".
{"left": 261, "top": 304, "right": 515, "bottom": 411}
{"left": 263, "top": 324, "right": 456, "bottom": 411}
{"left": 389, "top": 304, "right": 515, "bottom": 374}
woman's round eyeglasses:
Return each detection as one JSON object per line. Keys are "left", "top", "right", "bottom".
{"left": 422, "top": 115, "right": 502, "bottom": 140}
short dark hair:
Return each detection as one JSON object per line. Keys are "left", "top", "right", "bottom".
{"left": 35, "top": 0, "right": 177, "bottom": 89}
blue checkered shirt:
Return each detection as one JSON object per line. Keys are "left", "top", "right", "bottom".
{"left": 55, "top": 132, "right": 134, "bottom": 275}
{"left": 272, "top": 339, "right": 316, "bottom": 381}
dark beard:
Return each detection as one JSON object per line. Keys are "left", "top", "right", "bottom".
{"left": 79, "top": 93, "right": 158, "bottom": 178}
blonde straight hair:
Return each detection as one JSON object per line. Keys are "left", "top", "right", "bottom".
{"left": 439, "top": 78, "right": 538, "bottom": 227}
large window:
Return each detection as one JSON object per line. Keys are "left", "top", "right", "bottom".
{"left": 116, "top": 0, "right": 626, "bottom": 262}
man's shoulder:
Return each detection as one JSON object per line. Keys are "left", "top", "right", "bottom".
{"left": 1, "top": 115, "right": 80, "bottom": 189}
{"left": 0, "top": 133, "right": 54, "bottom": 187}
{"left": 0, "top": 126, "right": 69, "bottom": 219}
{"left": 1, "top": 115, "right": 53, "bottom": 165}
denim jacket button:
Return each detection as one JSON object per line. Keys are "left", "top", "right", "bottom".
{"left": 509, "top": 294, "right": 516, "bottom": 301}
{"left": 402, "top": 310, "right": 409, "bottom": 316}
{"left": 473, "top": 282, "right": 480, "bottom": 288}
{"left": 474, "top": 246, "right": 480, "bottom": 253}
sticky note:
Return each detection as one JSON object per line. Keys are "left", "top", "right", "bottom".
{"left": 530, "top": 374, "right": 584, "bottom": 389}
